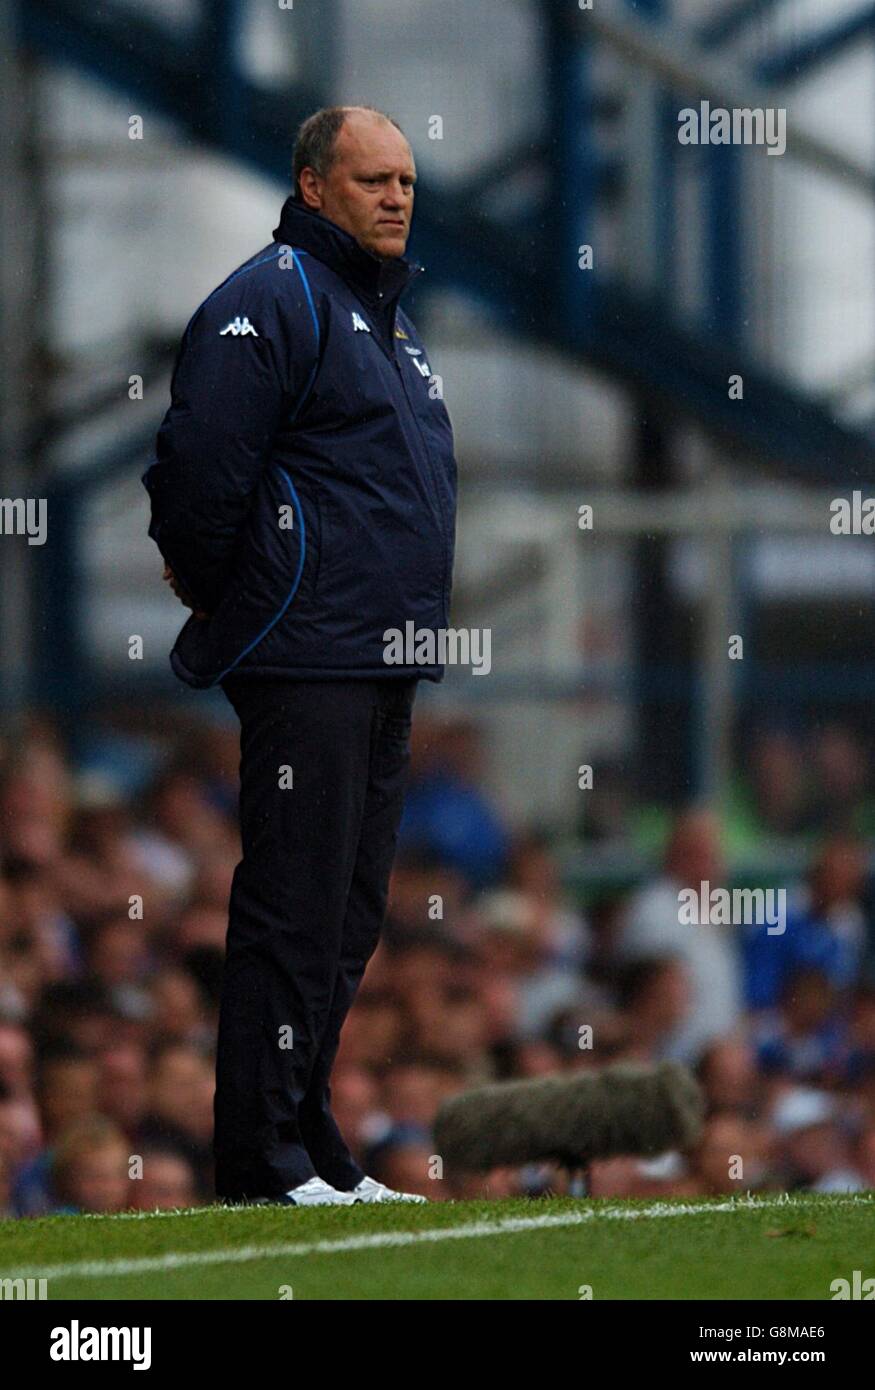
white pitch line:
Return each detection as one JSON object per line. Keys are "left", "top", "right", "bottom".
{"left": 3, "top": 1193, "right": 871, "bottom": 1283}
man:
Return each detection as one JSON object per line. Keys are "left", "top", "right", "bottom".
{"left": 143, "top": 107, "right": 457, "bottom": 1206}
{"left": 617, "top": 809, "right": 742, "bottom": 1062}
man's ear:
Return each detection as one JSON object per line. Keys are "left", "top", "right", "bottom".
{"left": 298, "top": 169, "right": 323, "bottom": 211}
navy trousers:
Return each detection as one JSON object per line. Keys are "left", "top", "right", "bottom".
{"left": 214, "top": 675, "right": 416, "bottom": 1199}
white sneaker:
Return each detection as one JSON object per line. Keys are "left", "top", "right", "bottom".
{"left": 282, "top": 1177, "right": 360, "bottom": 1207}
{"left": 349, "top": 1176, "right": 427, "bottom": 1204}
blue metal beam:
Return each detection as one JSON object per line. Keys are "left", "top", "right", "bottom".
{"left": 625, "top": 0, "right": 664, "bottom": 21}
{"left": 20, "top": 0, "right": 875, "bottom": 483}
{"left": 543, "top": 0, "right": 596, "bottom": 331}
{"left": 757, "top": 5, "right": 875, "bottom": 85}
{"left": 625, "top": 0, "right": 677, "bottom": 308}
{"left": 32, "top": 423, "right": 161, "bottom": 713}
{"left": 199, "top": 0, "right": 246, "bottom": 153}
{"left": 698, "top": 0, "right": 789, "bottom": 50}
{"left": 575, "top": 280, "right": 875, "bottom": 485}
{"left": 706, "top": 144, "right": 743, "bottom": 344}
{"left": 17, "top": 0, "right": 326, "bottom": 181}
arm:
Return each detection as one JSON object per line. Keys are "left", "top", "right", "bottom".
{"left": 143, "top": 262, "right": 318, "bottom": 614}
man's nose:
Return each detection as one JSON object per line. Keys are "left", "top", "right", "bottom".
{"left": 381, "top": 181, "right": 407, "bottom": 207}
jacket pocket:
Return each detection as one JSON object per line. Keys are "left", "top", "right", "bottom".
{"left": 228, "top": 463, "right": 309, "bottom": 626}
{"left": 170, "top": 464, "right": 317, "bottom": 687}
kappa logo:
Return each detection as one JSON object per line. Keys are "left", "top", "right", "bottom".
{"left": 220, "top": 316, "right": 258, "bottom": 337}
{"left": 352, "top": 312, "right": 371, "bottom": 333}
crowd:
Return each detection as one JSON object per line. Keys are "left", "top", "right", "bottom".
{"left": 1, "top": 708, "right": 874, "bottom": 1216}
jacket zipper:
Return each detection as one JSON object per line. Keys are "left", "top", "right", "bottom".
{"left": 356, "top": 285, "right": 453, "bottom": 623}
{"left": 393, "top": 357, "right": 452, "bottom": 620}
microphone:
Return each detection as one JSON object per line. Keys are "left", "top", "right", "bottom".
{"left": 434, "top": 1060, "right": 704, "bottom": 1171}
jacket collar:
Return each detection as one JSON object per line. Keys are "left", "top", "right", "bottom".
{"left": 273, "top": 197, "right": 422, "bottom": 306}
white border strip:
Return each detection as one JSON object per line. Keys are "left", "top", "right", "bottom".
{"left": 4, "top": 1194, "right": 871, "bottom": 1283}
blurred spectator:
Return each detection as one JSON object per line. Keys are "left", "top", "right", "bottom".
{"left": 97, "top": 1044, "right": 149, "bottom": 1135}
{"left": 329, "top": 1065, "right": 388, "bottom": 1162}
{"left": 132, "top": 1146, "right": 198, "bottom": 1212}
{"left": 55, "top": 792, "right": 177, "bottom": 925}
{"left": 51, "top": 1116, "right": 131, "bottom": 1214}
{"left": 0, "top": 736, "right": 72, "bottom": 869}
{"left": 174, "top": 906, "right": 230, "bottom": 955}
{"left": 697, "top": 1037, "right": 760, "bottom": 1117}
{"left": 0, "top": 1021, "right": 34, "bottom": 1097}
{"left": 0, "top": 1149, "right": 11, "bottom": 1218}
{"left": 145, "top": 766, "right": 237, "bottom": 864}
{"left": 2, "top": 700, "right": 874, "bottom": 1217}
{"left": 617, "top": 808, "right": 742, "bottom": 1061}
{"left": 0, "top": 1083, "right": 41, "bottom": 1179}
{"left": 2, "top": 860, "right": 79, "bottom": 1004}
{"left": 616, "top": 956, "right": 692, "bottom": 1061}
{"left": 148, "top": 967, "right": 209, "bottom": 1045}
{"left": 729, "top": 728, "right": 815, "bottom": 848}
{"left": 474, "top": 890, "right": 585, "bottom": 1040}
{"left": 770, "top": 1088, "right": 864, "bottom": 1193}
{"left": 508, "top": 831, "right": 591, "bottom": 971}
{"left": 400, "top": 717, "right": 510, "bottom": 888}
{"left": 85, "top": 918, "right": 151, "bottom": 1018}
{"left": 753, "top": 969, "right": 849, "bottom": 1085}
{"left": 29, "top": 981, "right": 116, "bottom": 1054}
{"left": 588, "top": 1101, "right": 769, "bottom": 1197}
{"left": 380, "top": 1057, "right": 460, "bottom": 1130}
{"left": 811, "top": 725, "right": 875, "bottom": 837}
{"left": 12, "top": 1047, "right": 100, "bottom": 1216}
{"left": 853, "top": 1126, "right": 875, "bottom": 1188}
{"left": 846, "top": 986, "right": 875, "bottom": 1080}
{"left": 384, "top": 846, "right": 469, "bottom": 942}
{"left": 335, "top": 987, "right": 406, "bottom": 1070}
{"left": 744, "top": 837, "right": 867, "bottom": 1011}
{"left": 35, "top": 1048, "right": 100, "bottom": 1139}
{"left": 681, "top": 1112, "right": 767, "bottom": 1196}
{"left": 137, "top": 1043, "right": 214, "bottom": 1199}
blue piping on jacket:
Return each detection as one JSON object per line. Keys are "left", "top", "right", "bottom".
{"left": 287, "top": 250, "right": 321, "bottom": 416}
{"left": 212, "top": 466, "right": 306, "bottom": 686}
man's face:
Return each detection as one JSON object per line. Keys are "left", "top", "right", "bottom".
{"left": 301, "top": 112, "right": 416, "bottom": 260}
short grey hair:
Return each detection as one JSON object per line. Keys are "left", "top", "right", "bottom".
{"left": 292, "top": 106, "right": 406, "bottom": 201}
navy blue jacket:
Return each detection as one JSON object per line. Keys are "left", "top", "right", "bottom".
{"left": 143, "top": 198, "right": 457, "bottom": 688}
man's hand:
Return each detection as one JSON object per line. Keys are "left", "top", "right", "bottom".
{"left": 162, "top": 565, "right": 209, "bottom": 620}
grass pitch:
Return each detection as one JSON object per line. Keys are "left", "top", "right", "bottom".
{"left": 1, "top": 1193, "right": 871, "bottom": 1301}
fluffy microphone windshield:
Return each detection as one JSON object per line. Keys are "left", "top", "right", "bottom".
{"left": 434, "top": 1061, "right": 704, "bottom": 1171}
